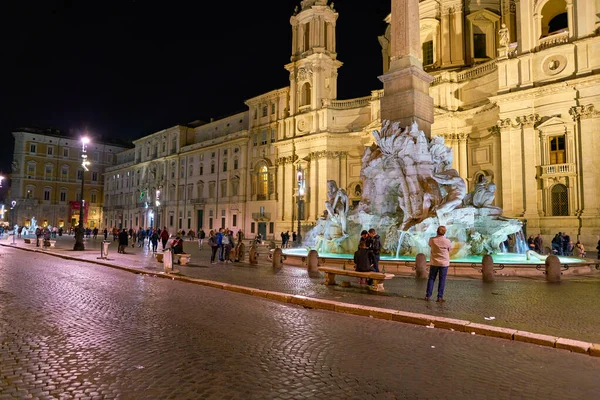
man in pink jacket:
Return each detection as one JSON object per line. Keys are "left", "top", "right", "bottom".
{"left": 426, "top": 225, "right": 453, "bottom": 302}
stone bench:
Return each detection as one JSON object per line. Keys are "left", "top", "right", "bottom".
{"left": 23, "top": 238, "right": 32, "bottom": 244}
{"left": 173, "top": 253, "right": 191, "bottom": 265}
{"left": 317, "top": 266, "right": 395, "bottom": 292}
{"left": 43, "top": 240, "right": 56, "bottom": 248}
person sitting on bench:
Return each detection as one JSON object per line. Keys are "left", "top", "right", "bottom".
{"left": 354, "top": 239, "right": 374, "bottom": 285}
{"left": 171, "top": 236, "right": 184, "bottom": 255}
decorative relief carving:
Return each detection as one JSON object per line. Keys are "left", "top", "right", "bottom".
{"left": 297, "top": 66, "right": 313, "bottom": 82}
{"left": 275, "top": 155, "right": 297, "bottom": 166}
{"left": 569, "top": 104, "right": 598, "bottom": 121}
{"left": 308, "top": 151, "right": 347, "bottom": 160}
{"left": 515, "top": 114, "right": 540, "bottom": 127}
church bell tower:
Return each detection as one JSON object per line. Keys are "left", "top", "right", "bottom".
{"left": 285, "top": 0, "right": 342, "bottom": 117}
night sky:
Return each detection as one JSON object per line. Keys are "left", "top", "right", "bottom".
{"left": 1, "top": 0, "right": 390, "bottom": 194}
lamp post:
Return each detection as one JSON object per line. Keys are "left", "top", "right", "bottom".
{"left": 10, "top": 200, "right": 16, "bottom": 245}
{"left": 73, "top": 137, "right": 90, "bottom": 251}
{"left": 297, "top": 166, "right": 304, "bottom": 246}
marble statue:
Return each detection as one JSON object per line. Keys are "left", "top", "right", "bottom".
{"left": 498, "top": 23, "right": 510, "bottom": 47}
{"left": 304, "top": 119, "right": 523, "bottom": 258}
{"left": 30, "top": 217, "right": 37, "bottom": 231}
{"left": 431, "top": 169, "right": 466, "bottom": 222}
{"left": 325, "top": 180, "right": 349, "bottom": 237}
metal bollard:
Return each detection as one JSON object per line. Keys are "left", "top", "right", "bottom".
{"left": 482, "top": 254, "right": 494, "bottom": 282}
{"left": 307, "top": 249, "right": 319, "bottom": 272}
{"left": 415, "top": 253, "right": 427, "bottom": 279}
{"left": 272, "top": 248, "right": 283, "bottom": 268}
{"left": 545, "top": 255, "right": 561, "bottom": 282}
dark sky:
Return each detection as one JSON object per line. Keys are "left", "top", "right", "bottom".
{"left": 1, "top": 0, "right": 390, "bottom": 184}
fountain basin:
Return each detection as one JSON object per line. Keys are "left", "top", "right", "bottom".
{"left": 281, "top": 249, "right": 599, "bottom": 278}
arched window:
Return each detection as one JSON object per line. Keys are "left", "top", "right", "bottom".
{"left": 301, "top": 82, "right": 311, "bottom": 107}
{"left": 551, "top": 184, "right": 569, "bottom": 216}
{"left": 258, "top": 165, "right": 268, "bottom": 200}
{"left": 541, "top": 0, "right": 567, "bottom": 36}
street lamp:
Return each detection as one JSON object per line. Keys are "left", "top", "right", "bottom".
{"left": 297, "top": 166, "right": 305, "bottom": 246}
{"left": 74, "top": 136, "right": 90, "bottom": 250}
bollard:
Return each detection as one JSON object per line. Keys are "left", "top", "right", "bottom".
{"left": 307, "top": 249, "right": 319, "bottom": 272}
{"left": 249, "top": 245, "right": 258, "bottom": 265}
{"left": 545, "top": 254, "right": 561, "bottom": 283}
{"left": 415, "top": 253, "right": 427, "bottom": 279}
{"left": 236, "top": 242, "right": 245, "bottom": 262}
{"left": 163, "top": 248, "right": 173, "bottom": 272}
{"left": 272, "top": 248, "right": 283, "bottom": 268}
{"left": 482, "top": 254, "right": 495, "bottom": 282}
{"left": 98, "top": 240, "right": 111, "bottom": 260}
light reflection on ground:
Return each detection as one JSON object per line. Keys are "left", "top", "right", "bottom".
{"left": 282, "top": 248, "right": 588, "bottom": 265}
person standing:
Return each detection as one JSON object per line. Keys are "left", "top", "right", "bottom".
{"left": 160, "top": 227, "right": 170, "bottom": 250}
{"left": 208, "top": 230, "right": 219, "bottom": 264}
{"left": 222, "top": 230, "right": 235, "bottom": 263}
{"left": 534, "top": 233, "right": 543, "bottom": 254}
{"left": 367, "top": 228, "right": 381, "bottom": 273}
{"left": 118, "top": 228, "right": 129, "bottom": 254}
{"left": 150, "top": 229, "right": 159, "bottom": 252}
{"left": 103, "top": 227, "right": 108, "bottom": 240}
{"left": 425, "top": 225, "right": 453, "bottom": 302}
{"left": 217, "top": 228, "right": 225, "bottom": 261}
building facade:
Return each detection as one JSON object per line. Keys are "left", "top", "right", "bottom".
{"left": 9, "top": 129, "right": 130, "bottom": 230}
{"left": 99, "top": 0, "right": 600, "bottom": 248}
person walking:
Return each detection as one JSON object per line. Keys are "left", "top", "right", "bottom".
{"left": 160, "top": 227, "right": 170, "bottom": 250}
{"left": 425, "top": 225, "right": 453, "bottom": 302}
{"left": 198, "top": 229, "right": 206, "bottom": 250}
{"left": 150, "top": 229, "right": 159, "bottom": 252}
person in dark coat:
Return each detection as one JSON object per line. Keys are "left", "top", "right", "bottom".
{"left": 118, "top": 229, "right": 128, "bottom": 254}
{"left": 354, "top": 239, "right": 374, "bottom": 285}
{"left": 171, "top": 236, "right": 184, "bottom": 255}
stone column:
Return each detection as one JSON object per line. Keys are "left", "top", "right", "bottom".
{"left": 450, "top": 5, "right": 465, "bottom": 66}
{"left": 499, "top": 120, "right": 515, "bottom": 215}
{"left": 522, "top": 122, "right": 540, "bottom": 218}
{"left": 379, "top": 0, "right": 434, "bottom": 137}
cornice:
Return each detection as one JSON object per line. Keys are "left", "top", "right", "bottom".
{"left": 491, "top": 74, "right": 600, "bottom": 104}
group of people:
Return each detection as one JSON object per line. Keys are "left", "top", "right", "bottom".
{"left": 353, "top": 225, "right": 452, "bottom": 302}
{"left": 353, "top": 228, "right": 382, "bottom": 285}
{"left": 279, "top": 231, "right": 297, "bottom": 248}
{"left": 207, "top": 228, "right": 238, "bottom": 264}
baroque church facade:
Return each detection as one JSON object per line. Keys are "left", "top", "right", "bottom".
{"left": 100, "top": 0, "right": 600, "bottom": 248}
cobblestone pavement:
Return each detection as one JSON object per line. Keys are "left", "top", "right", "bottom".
{"left": 1, "top": 249, "right": 599, "bottom": 400}
{"left": 3, "top": 235, "right": 600, "bottom": 344}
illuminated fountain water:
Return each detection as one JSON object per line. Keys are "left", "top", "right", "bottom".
{"left": 295, "top": 120, "right": 585, "bottom": 266}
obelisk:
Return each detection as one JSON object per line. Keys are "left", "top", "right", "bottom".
{"left": 379, "top": 0, "right": 434, "bottom": 138}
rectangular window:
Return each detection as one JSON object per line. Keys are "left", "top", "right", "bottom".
{"left": 77, "top": 170, "right": 83, "bottom": 180}
{"left": 200, "top": 165, "right": 204, "bottom": 175}
{"left": 92, "top": 172, "right": 98, "bottom": 182}
{"left": 269, "top": 222, "right": 274, "bottom": 234}
{"left": 221, "top": 210, "right": 226, "bottom": 217}
{"left": 422, "top": 40, "right": 434, "bottom": 66}
{"left": 47, "top": 146, "right": 54, "bottom": 156}
{"left": 44, "top": 189, "right": 50, "bottom": 201}
{"left": 30, "top": 144, "right": 36, "bottom": 153}
{"left": 262, "top": 105, "right": 267, "bottom": 117}
{"left": 223, "top": 161, "right": 227, "bottom": 172}
{"left": 91, "top": 193, "right": 97, "bottom": 203}
{"left": 549, "top": 136, "right": 566, "bottom": 164}
{"left": 63, "top": 148, "right": 69, "bottom": 157}
{"left": 221, "top": 217, "right": 225, "bottom": 228}
{"left": 221, "top": 181, "right": 227, "bottom": 197}
{"left": 169, "top": 215, "right": 174, "bottom": 226}
{"left": 211, "top": 164, "right": 215, "bottom": 174}
{"left": 251, "top": 222, "right": 255, "bottom": 233}
{"left": 253, "top": 134, "right": 258, "bottom": 146}
{"left": 271, "top": 128, "right": 276, "bottom": 143}
{"left": 474, "top": 33, "right": 487, "bottom": 58}
{"left": 232, "top": 214, "right": 237, "bottom": 227}
{"left": 271, "top": 103, "right": 275, "bottom": 114}
{"left": 209, "top": 218, "right": 213, "bottom": 229}
{"left": 60, "top": 191, "right": 67, "bottom": 202}
{"left": 261, "top": 130, "right": 267, "bottom": 145}
{"left": 187, "top": 218, "right": 191, "bottom": 229}
{"left": 234, "top": 159, "right": 238, "bottom": 170}
{"left": 178, "top": 218, "right": 182, "bottom": 229}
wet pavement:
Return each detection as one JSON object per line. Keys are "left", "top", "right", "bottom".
{"left": 2, "top": 248, "right": 599, "bottom": 399}
{"left": 2, "top": 234, "right": 600, "bottom": 343}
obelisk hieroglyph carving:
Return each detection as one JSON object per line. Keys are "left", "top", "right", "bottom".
{"left": 379, "top": 0, "right": 434, "bottom": 138}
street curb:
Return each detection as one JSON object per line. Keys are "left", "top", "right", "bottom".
{"left": 4, "top": 243, "right": 600, "bottom": 358}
